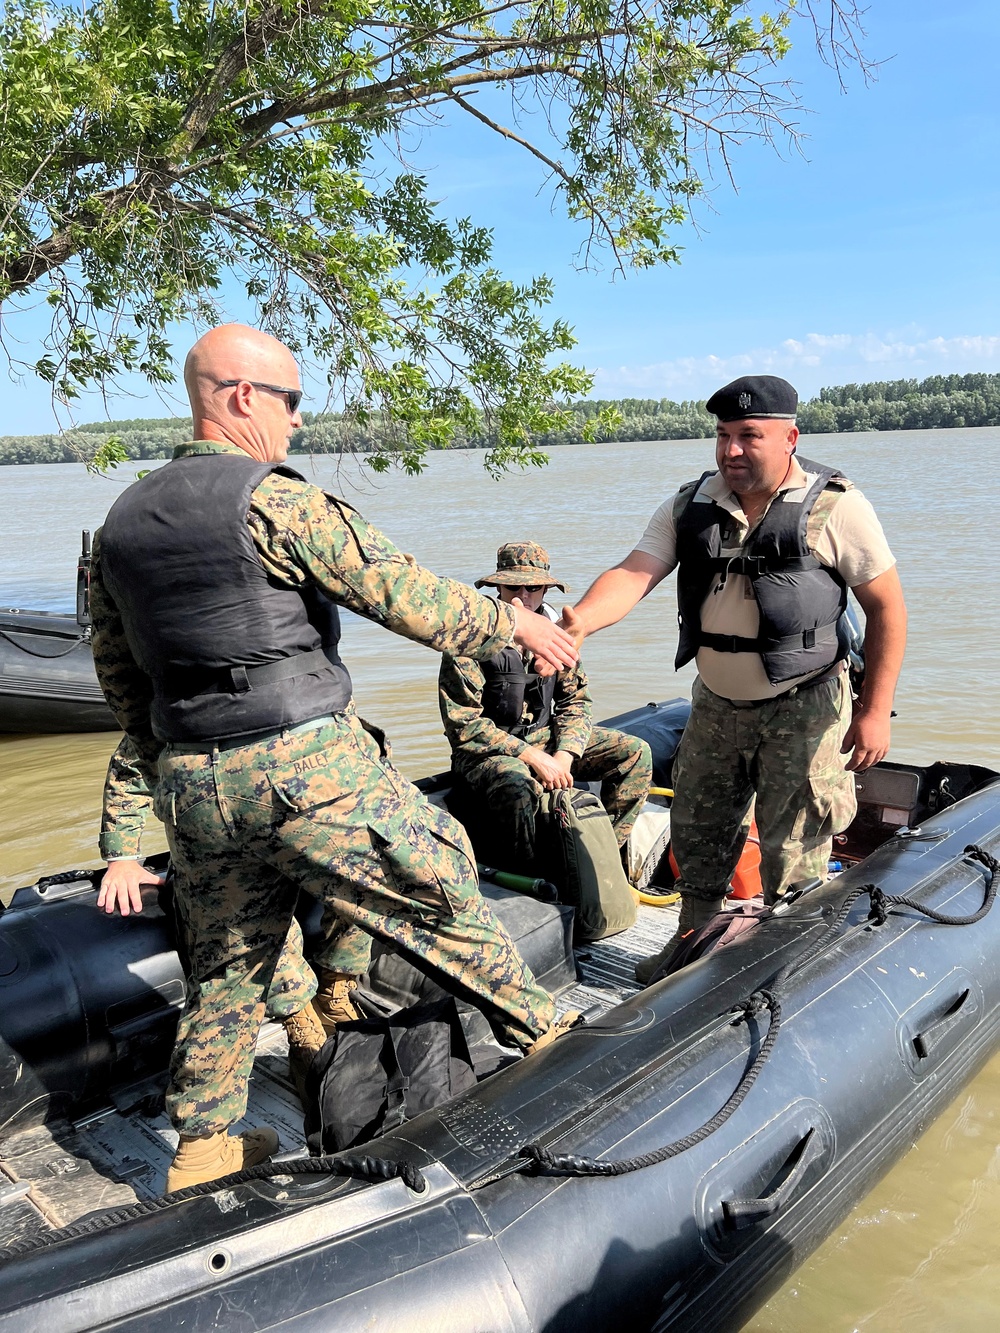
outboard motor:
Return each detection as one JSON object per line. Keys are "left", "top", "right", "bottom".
{"left": 0, "top": 875, "right": 184, "bottom": 1138}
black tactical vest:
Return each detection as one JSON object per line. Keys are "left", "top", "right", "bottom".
{"left": 674, "top": 456, "right": 851, "bottom": 685}
{"left": 480, "top": 645, "right": 556, "bottom": 738}
{"left": 99, "top": 451, "right": 353, "bottom": 741}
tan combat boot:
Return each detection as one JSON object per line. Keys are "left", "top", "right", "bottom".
{"left": 528, "top": 1010, "right": 584, "bottom": 1054}
{"left": 312, "top": 970, "right": 362, "bottom": 1035}
{"left": 282, "top": 1000, "right": 329, "bottom": 1103}
{"left": 634, "top": 895, "right": 726, "bottom": 985}
{"left": 165, "top": 1126, "right": 278, "bottom": 1193}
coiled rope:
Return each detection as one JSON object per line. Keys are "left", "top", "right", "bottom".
{"left": 519, "top": 843, "right": 999, "bottom": 1179}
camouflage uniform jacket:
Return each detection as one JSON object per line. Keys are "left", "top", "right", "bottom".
{"left": 438, "top": 635, "right": 592, "bottom": 763}
{"left": 90, "top": 440, "right": 517, "bottom": 784}
{"left": 99, "top": 734, "right": 151, "bottom": 860}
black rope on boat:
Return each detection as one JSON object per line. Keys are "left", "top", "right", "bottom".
{"left": 0, "top": 1155, "right": 426, "bottom": 1263}
{"left": 0, "top": 628, "right": 87, "bottom": 658}
{"left": 35, "top": 869, "right": 96, "bottom": 890}
{"left": 515, "top": 842, "right": 998, "bottom": 1181}
{"left": 866, "top": 845, "right": 1000, "bottom": 927}
{"left": 522, "top": 990, "right": 781, "bottom": 1179}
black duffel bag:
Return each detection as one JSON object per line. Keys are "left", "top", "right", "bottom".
{"left": 304, "top": 997, "right": 477, "bottom": 1154}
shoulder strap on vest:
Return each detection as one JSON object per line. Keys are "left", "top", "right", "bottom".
{"left": 805, "top": 473, "right": 853, "bottom": 550}
{"left": 671, "top": 473, "right": 712, "bottom": 523}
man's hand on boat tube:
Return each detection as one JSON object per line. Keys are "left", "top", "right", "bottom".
{"left": 97, "top": 859, "right": 167, "bottom": 917}
{"left": 522, "top": 747, "right": 575, "bottom": 790}
{"left": 510, "top": 599, "right": 578, "bottom": 675}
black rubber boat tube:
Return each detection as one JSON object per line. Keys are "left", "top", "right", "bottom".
{"left": 0, "top": 785, "right": 998, "bottom": 1333}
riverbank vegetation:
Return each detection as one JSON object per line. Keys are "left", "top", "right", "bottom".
{"left": 0, "top": 1, "right": 866, "bottom": 474}
{"left": 3, "top": 373, "right": 1000, "bottom": 465}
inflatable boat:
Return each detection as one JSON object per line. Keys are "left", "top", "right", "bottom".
{"left": 0, "top": 731, "right": 997, "bottom": 1331}
{"left": 0, "top": 609, "right": 115, "bottom": 734}
{"left": 0, "top": 535, "right": 115, "bottom": 734}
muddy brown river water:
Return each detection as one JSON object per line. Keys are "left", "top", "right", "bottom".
{"left": 1, "top": 429, "right": 998, "bottom": 1328}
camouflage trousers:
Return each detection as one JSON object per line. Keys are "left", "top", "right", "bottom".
{"left": 170, "top": 900, "right": 372, "bottom": 1023}
{"left": 156, "top": 708, "right": 555, "bottom": 1135}
{"left": 670, "top": 672, "right": 857, "bottom": 905}
{"left": 454, "top": 725, "right": 652, "bottom": 868}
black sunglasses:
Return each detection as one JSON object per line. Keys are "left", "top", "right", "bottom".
{"left": 507, "top": 583, "right": 546, "bottom": 594}
{"left": 216, "top": 379, "right": 303, "bottom": 413}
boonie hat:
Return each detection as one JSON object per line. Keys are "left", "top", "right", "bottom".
{"left": 474, "top": 541, "right": 568, "bottom": 592}
{"left": 706, "top": 375, "right": 798, "bottom": 422}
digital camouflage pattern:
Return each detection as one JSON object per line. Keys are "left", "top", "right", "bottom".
{"left": 440, "top": 648, "right": 652, "bottom": 867}
{"left": 473, "top": 540, "right": 568, "bottom": 591}
{"left": 670, "top": 672, "right": 857, "bottom": 905}
{"left": 88, "top": 440, "right": 546, "bottom": 1136}
{"left": 452, "top": 724, "right": 652, "bottom": 870}
{"left": 99, "top": 733, "right": 154, "bottom": 861}
{"left": 439, "top": 649, "right": 592, "bottom": 761}
{"left": 100, "top": 734, "right": 373, "bottom": 1011}
{"left": 89, "top": 439, "right": 517, "bottom": 784}
{"left": 159, "top": 708, "right": 555, "bottom": 1135}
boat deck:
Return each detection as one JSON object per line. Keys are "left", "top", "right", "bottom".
{"left": 0, "top": 900, "right": 681, "bottom": 1247}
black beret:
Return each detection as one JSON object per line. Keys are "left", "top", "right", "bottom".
{"left": 705, "top": 375, "right": 798, "bottom": 422}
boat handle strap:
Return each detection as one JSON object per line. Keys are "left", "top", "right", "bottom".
{"left": 722, "top": 1127, "right": 824, "bottom": 1229}
{"left": 913, "top": 988, "right": 972, "bottom": 1060}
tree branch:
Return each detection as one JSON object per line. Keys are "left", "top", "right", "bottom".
{"left": 168, "top": 3, "right": 327, "bottom": 161}
{"left": 236, "top": 28, "right": 626, "bottom": 137}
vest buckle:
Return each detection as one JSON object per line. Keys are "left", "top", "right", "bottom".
{"left": 229, "top": 665, "right": 252, "bottom": 693}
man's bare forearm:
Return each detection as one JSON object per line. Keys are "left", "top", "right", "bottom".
{"left": 570, "top": 554, "right": 670, "bottom": 639}
{"left": 857, "top": 606, "right": 907, "bottom": 724}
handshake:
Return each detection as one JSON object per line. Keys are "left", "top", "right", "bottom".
{"left": 509, "top": 600, "right": 586, "bottom": 677}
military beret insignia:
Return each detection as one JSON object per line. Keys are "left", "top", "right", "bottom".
{"left": 706, "top": 375, "right": 798, "bottom": 422}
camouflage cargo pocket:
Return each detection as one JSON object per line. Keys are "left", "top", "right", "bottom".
{"left": 268, "top": 749, "right": 356, "bottom": 822}
{"left": 805, "top": 763, "right": 857, "bottom": 840}
{"left": 366, "top": 803, "right": 474, "bottom": 917}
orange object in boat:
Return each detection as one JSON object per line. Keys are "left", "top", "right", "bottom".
{"left": 666, "top": 821, "right": 763, "bottom": 900}
{"left": 728, "top": 820, "right": 762, "bottom": 899}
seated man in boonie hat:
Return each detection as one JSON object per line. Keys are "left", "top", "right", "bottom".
{"left": 438, "top": 541, "right": 652, "bottom": 872}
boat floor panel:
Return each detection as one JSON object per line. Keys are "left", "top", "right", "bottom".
{"left": 0, "top": 901, "right": 680, "bottom": 1245}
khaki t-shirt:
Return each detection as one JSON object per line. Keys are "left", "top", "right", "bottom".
{"left": 633, "top": 456, "right": 896, "bottom": 701}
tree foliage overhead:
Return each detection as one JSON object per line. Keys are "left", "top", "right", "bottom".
{"left": 0, "top": 0, "right": 864, "bottom": 472}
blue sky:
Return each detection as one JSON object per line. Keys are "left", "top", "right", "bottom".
{"left": 4, "top": 0, "right": 999, "bottom": 432}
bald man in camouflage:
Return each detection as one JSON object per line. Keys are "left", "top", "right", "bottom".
{"left": 90, "top": 323, "right": 581, "bottom": 1192}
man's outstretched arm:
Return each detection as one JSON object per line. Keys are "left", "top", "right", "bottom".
{"left": 842, "top": 565, "right": 907, "bottom": 772}
{"left": 560, "top": 550, "right": 673, "bottom": 648}
{"left": 249, "top": 477, "right": 577, "bottom": 675}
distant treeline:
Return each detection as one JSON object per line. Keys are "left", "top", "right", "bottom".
{"left": 4, "top": 372, "right": 1000, "bottom": 465}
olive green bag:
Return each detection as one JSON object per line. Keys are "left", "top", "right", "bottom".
{"left": 538, "top": 788, "right": 637, "bottom": 941}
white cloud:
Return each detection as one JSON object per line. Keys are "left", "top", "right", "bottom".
{"left": 592, "top": 332, "right": 1000, "bottom": 399}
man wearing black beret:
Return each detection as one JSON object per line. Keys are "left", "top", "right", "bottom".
{"left": 562, "top": 374, "right": 907, "bottom": 980}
